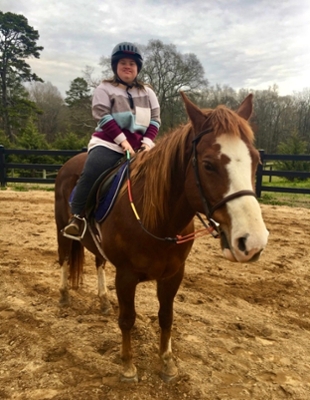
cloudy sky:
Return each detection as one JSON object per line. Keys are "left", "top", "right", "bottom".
{"left": 2, "top": 0, "right": 310, "bottom": 97}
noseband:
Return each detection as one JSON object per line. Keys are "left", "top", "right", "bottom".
{"left": 192, "top": 128, "right": 256, "bottom": 236}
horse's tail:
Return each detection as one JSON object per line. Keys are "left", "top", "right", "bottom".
{"left": 68, "top": 240, "right": 84, "bottom": 290}
{"left": 54, "top": 152, "right": 88, "bottom": 290}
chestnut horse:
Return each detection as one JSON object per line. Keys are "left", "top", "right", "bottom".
{"left": 54, "top": 92, "right": 268, "bottom": 382}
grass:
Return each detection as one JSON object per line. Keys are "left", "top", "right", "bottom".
{"left": 258, "top": 177, "right": 310, "bottom": 208}
{"left": 258, "top": 193, "right": 310, "bottom": 208}
{"left": 1, "top": 183, "right": 55, "bottom": 192}
{"left": 263, "top": 176, "right": 310, "bottom": 188}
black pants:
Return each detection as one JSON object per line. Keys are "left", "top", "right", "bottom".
{"left": 71, "top": 146, "right": 124, "bottom": 215}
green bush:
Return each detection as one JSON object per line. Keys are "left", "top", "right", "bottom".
{"left": 11, "top": 119, "right": 53, "bottom": 177}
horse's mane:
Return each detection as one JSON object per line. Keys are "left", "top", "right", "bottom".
{"left": 124, "top": 104, "right": 254, "bottom": 230}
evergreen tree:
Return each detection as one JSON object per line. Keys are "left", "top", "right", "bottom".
{"left": 65, "top": 77, "right": 90, "bottom": 107}
{"left": 65, "top": 77, "right": 94, "bottom": 136}
{"left": 0, "top": 11, "right": 43, "bottom": 141}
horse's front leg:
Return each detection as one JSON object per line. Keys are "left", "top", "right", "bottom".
{"left": 115, "top": 269, "right": 139, "bottom": 382}
{"left": 157, "top": 263, "right": 185, "bottom": 382}
{"left": 96, "top": 257, "right": 112, "bottom": 314}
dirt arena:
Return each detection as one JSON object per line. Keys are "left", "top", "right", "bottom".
{"left": 0, "top": 190, "right": 310, "bottom": 400}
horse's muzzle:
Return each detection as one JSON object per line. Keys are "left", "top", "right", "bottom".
{"left": 220, "top": 230, "right": 267, "bottom": 263}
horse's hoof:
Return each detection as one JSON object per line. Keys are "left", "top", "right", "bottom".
{"left": 100, "top": 303, "right": 113, "bottom": 315}
{"left": 120, "top": 364, "right": 138, "bottom": 383}
{"left": 120, "top": 373, "right": 138, "bottom": 383}
{"left": 160, "top": 371, "right": 178, "bottom": 383}
{"left": 59, "top": 289, "right": 70, "bottom": 307}
{"left": 59, "top": 298, "right": 70, "bottom": 307}
{"left": 99, "top": 297, "right": 113, "bottom": 315}
{"left": 160, "top": 357, "right": 178, "bottom": 383}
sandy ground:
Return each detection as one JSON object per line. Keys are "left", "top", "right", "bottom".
{"left": 0, "top": 190, "right": 310, "bottom": 400}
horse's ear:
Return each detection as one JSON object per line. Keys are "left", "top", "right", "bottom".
{"left": 180, "top": 91, "right": 206, "bottom": 132}
{"left": 236, "top": 94, "right": 253, "bottom": 121}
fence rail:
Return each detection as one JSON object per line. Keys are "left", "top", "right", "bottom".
{"left": 255, "top": 150, "right": 310, "bottom": 197}
{"left": 0, "top": 146, "right": 86, "bottom": 186}
{"left": 0, "top": 146, "right": 310, "bottom": 197}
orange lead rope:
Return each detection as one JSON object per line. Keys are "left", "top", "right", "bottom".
{"left": 125, "top": 150, "right": 218, "bottom": 244}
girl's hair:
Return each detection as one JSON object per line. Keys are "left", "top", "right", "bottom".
{"left": 103, "top": 75, "right": 146, "bottom": 90}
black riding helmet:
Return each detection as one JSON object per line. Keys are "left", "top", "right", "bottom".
{"left": 111, "top": 42, "right": 143, "bottom": 74}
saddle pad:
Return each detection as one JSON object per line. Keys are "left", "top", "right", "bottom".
{"left": 68, "top": 162, "right": 128, "bottom": 222}
{"left": 94, "top": 162, "right": 128, "bottom": 223}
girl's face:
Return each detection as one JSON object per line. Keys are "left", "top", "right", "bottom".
{"left": 117, "top": 58, "right": 138, "bottom": 84}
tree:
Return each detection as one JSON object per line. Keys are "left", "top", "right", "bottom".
{"left": 0, "top": 12, "right": 43, "bottom": 141}
{"left": 83, "top": 65, "right": 102, "bottom": 89}
{"left": 16, "top": 117, "right": 49, "bottom": 150}
{"left": 12, "top": 117, "right": 52, "bottom": 178}
{"left": 52, "top": 131, "right": 88, "bottom": 164}
{"left": 250, "top": 86, "right": 289, "bottom": 153}
{"left": 9, "top": 79, "right": 40, "bottom": 126}
{"left": 65, "top": 77, "right": 90, "bottom": 107}
{"left": 197, "top": 84, "right": 239, "bottom": 109}
{"left": 140, "top": 40, "right": 208, "bottom": 133}
{"left": 293, "top": 89, "right": 310, "bottom": 152}
{"left": 28, "top": 81, "right": 68, "bottom": 143}
{"left": 276, "top": 130, "right": 310, "bottom": 180}
{"left": 65, "top": 77, "right": 94, "bottom": 136}
{"left": 53, "top": 131, "right": 88, "bottom": 151}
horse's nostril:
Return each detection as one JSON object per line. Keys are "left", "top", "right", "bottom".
{"left": 238, "top": 236, "right": 248, "bottom": 254}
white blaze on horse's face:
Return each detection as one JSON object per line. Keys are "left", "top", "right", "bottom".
{"left": 216, "top": 135, "right": 269, "bottom": 262}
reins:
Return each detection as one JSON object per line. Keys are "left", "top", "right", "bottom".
{"left": 126, "top": 151, "right": 197, "bottom": 244}
{"left": 126, "top": 126, "right": 257, "bottom": 244}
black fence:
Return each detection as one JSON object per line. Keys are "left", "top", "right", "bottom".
{"left": 0, "top": 146, "right": 87, "bottom": 186}
{"left": 0, "top": 146, "right": 310, "bottom": 197}
{"left": 255, "top": 150, "right": 310, "bottom": 197}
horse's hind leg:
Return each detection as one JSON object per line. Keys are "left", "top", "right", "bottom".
{"left": 96, "top": 257, "right": 112, "bottom": 314}
{"left": 59, "top": 262, "right": 70, "bottom": 306}
{"left": 58, "top": 233, "right": 84, "bottom": 306}
{"left": 58, "top": 234, "right": 72, "bottom": 307}
{"left": 115, "top": 269, "right": 139, "bottom": 382}
{"left": 157, "top": 263, "right": 185, "bottom": 382}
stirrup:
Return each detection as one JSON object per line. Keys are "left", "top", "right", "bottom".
{"left": 62, "top": 215, "right": 87, "bottom": 241}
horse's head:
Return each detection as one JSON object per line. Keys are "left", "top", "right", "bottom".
{"left": 181, "top": 92, "right": 269, "bottom": 263}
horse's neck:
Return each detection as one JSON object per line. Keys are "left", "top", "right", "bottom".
{"left": 166, "top": 191, "right": 196, "bottom": 232}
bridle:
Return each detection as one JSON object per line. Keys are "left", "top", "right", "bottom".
{"left": 191, "top": 128, "right": 257, "bottom": 237}
{"left": 126, "top": 127, "right": 256, "bottom": 243}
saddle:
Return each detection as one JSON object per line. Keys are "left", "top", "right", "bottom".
{"left": 85, "top": 157, "right": 128, "bottom": 223}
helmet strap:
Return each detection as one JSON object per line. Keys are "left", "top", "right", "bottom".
{"left": 115, "top": 75, "right": 134, "bottom": 89}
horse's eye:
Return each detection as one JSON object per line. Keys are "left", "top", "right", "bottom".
{"left": 204, "top": 161, "right": 215, "bottom": 172}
